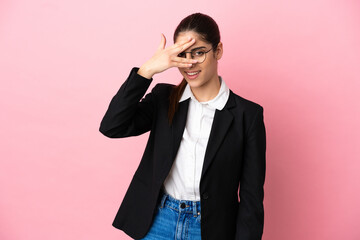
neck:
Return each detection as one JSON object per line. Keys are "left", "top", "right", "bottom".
{"left": 190, "top": 75, "right": 221, "bottom": 102}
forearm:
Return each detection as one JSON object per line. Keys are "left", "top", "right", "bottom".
{"left": 99, "top": 67, "right": 154, "bottom": 138}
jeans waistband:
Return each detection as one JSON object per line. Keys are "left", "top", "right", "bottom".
{"left": 159, "top": 191, "right": 201, "bottom": 217}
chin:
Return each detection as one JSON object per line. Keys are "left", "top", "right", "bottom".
{"left": 185, "top": 79, "right": 206, "bottom": 89}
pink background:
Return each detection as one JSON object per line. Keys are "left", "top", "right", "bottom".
{"left": 1, "top": 0, "right": 359, "bottom": 239}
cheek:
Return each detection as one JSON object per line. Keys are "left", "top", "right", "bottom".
{"left": 203, "top": 62, "right": 216, "bottom": 74}
{"left": 178, "top": 68, "right": 187, "bottom": 78}
{"left": 207, "top": 61, "right": 217, "bottom": 73}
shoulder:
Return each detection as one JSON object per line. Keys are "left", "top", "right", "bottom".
{"left": 151, "top": 83, "right": 175, "bottom": 100}
{"left": 152, "top": 83, "right": 175, "bottom": 93}
{"left": 228, "top": 91, "right": 265, "bottom": 135}
{"left": 229, "top": 90, "right": 263, "bottom": 114}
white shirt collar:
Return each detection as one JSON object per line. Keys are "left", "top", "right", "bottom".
{"left": 179, "top": 76, "right": 230, "bottom": 110}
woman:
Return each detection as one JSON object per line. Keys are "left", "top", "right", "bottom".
{"left": 100, "top": 13, "right": 266, "bottom": 240}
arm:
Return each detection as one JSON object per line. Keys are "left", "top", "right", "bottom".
{"left": 99, "top": 68, "right": 155, "bottom": 138}
{"left": 99, "top": 34, "right": 198, "bottom": 138}
{"left": 236, "top": 107, "right": 266, "bottom": 240}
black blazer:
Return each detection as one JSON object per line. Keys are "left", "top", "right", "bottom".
{"left": 99, "top": 68, "right": 266, "bottom": 240}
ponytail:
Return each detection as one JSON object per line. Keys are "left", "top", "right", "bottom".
{"left": 168, "top": 79, "right": 187, "bottom": 125}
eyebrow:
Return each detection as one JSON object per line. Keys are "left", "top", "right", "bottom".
{"left": 187, "top": 46, "right": 206, "bottom": 52}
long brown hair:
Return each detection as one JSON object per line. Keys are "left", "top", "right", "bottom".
{"left": 168, "top": 13, "right": 221, "bottom": 124}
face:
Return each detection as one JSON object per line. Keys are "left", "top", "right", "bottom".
{"left": 175, "top": 31, "right": 223, "bottom": 90}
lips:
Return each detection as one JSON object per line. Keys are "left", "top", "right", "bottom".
{"left": 185, "top": 70, "right": 201, "bottom": 80}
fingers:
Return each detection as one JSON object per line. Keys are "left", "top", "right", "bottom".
{"left": 172, "top": 37, "right": 196, "bottom": 53}
{"left": 150, "top": 34, "right": 198, "bottom": 73}
{"left": 170, "top": 56, "right": 198, "bottom": 69}
{"left": 157, "top": 33, "right": 166, "bottom": 50}
{"left": 176, "top": 63, "right": 194, "bottom": 68}
{"left": 171, "top": 56, "right": 198, "bottom": 64}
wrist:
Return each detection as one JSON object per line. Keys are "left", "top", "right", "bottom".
{"left": 138, "top": 64, "right": 155, "bottom": 79}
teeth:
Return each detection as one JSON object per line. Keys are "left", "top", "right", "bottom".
{"left": 187, "top": 71, "right": 199, "bottom": 76}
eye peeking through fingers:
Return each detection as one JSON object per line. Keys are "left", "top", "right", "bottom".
{"left": 177, "top": 52, "right": 186, "bottom": 58}
{"left": 178, "top": 51, "right": 205, "bottom": 58}
{"left": 176, "top": 47, "right": 211, "bottom": 64}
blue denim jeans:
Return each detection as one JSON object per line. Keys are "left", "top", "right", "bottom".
{"left": 140, "top": 192, "right": 201, "bottom": 240}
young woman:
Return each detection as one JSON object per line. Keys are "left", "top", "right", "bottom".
{"left": 100, "top": 13, "right": 266, "bottom": 240}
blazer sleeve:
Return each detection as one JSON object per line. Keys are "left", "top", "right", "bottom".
{"left": 99, "top": 67, "right": 156, "bottom": 138}
{"left": 235, "top": 106, "right": 266, "bottom": 240}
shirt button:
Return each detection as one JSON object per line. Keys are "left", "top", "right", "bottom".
{"left": 202, "top": 193, "right": 209, "bottom": 200}
{"left": 180, "top": 203, "right": 186, "bottom": 209}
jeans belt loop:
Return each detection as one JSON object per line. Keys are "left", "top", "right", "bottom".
{"left": 192, "top": 201, "right": 197, "bottom": 217}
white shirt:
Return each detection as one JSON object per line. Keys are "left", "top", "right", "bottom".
{"left": 163, "top": 76, "right": 230, "bottom": 201}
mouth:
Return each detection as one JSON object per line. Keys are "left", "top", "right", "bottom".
{"left": 184, "top": 70, "right": 201, "bottom": 80}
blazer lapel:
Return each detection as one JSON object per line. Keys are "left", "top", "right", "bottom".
{"left": 162, "top": 92, "right": 236, "bottom": 181}
{"left": 160, "top": 98, "right": 189, "bottom": 182}
{"left": 201, "top": 92, "right": 236, "bottom": 178}
{"left": 171, "top": 99, "right": 190, "bottom": 161}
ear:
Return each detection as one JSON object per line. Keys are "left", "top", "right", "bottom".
{"left": 214, "top": 42, "right": 223, "bottom": 60}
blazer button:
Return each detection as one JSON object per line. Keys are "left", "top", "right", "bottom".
{"left": 202, "top": 193, "right": 209, "bottom": 200}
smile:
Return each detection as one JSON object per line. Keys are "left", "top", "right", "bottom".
{"left": 187, "top": 71, "right": 199, "bottom": 75}
{"left": 185, "top": 70, "right": 201, "bottom": 79}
